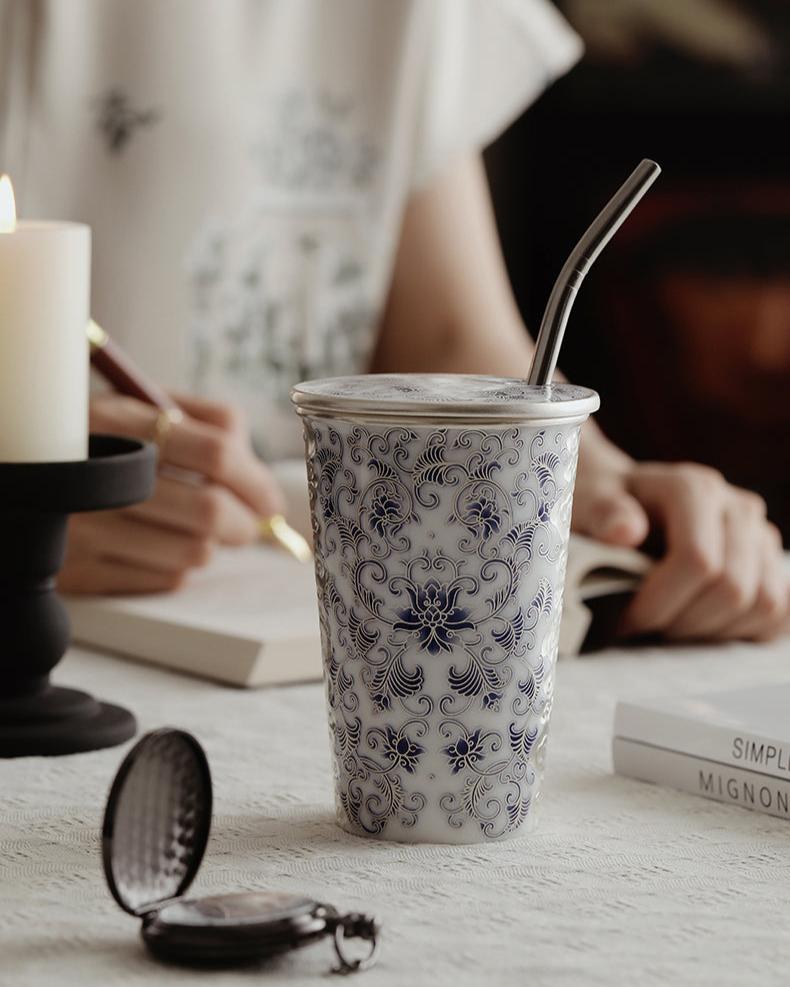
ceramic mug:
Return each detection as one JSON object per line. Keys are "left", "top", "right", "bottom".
{"left": 292, "top": 375, "right": 599, "bottom": 843}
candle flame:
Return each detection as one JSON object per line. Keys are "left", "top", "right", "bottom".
{"left": 0, "top": 174, "right": 16, "bottom": 232}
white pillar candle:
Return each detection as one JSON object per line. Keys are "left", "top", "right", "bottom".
{"left": 0, "top": 174, "right": 90, "bottom": 462}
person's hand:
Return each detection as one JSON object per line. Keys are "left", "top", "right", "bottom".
{"left": 573, "top": 433, "right": 788, "bottom": 643}
{"left": 59, "top": 393, "right": 283, "bottom": 595}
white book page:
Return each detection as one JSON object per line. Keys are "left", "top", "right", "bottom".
{"left": 71, "top": 545, "right": 320, "bottom": 642}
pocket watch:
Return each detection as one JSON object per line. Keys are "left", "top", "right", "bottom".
{"left": 102, "top": 729, "right": 379, "bottom": 973}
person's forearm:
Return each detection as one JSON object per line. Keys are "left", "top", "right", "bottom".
{"left": 372, "top": 154, "right": 788, "bottom": 642}
{"left": 372, "top": 153, "right": 632, "bottom": 475}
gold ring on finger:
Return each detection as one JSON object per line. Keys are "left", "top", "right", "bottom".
{"left": 153, "top": 406, "right": 184, "bottom": 456}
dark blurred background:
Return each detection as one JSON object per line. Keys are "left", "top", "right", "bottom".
{"left": 485, "top": 0, "right": 790, "bottom": 543}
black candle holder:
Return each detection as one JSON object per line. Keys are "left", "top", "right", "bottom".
{"left": 0, "top": 435, "right": 156, "bottom": 758}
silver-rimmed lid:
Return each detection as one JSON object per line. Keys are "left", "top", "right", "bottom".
{"left": 291, "top": 374, "right": 599, "bottom": 424}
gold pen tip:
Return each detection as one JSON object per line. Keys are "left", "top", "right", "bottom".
{"left": 86, "top": 319, "right": 109, "bottom": 348}
{"left": 259, "top": 515, "right": 313, "bottom": 562}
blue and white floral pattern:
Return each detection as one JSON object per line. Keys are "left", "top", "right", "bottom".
{"left": 303, "top": 420, "right": 582, "bottom": 842}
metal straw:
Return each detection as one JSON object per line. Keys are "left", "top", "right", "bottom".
{"left": 527, "top": 158, "right": 661, "bottom": 386}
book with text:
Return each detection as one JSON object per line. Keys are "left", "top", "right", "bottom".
{"left": 613, "top": 683, "right": 790, "bottom": 819}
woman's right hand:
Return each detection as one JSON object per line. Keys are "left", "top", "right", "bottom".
{"left": 59, "top": 393, "right": 283, "bottom": 595}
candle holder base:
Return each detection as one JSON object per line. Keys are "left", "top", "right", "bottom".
{"left": 0, "top": 435, "right": 156, "bottom": 758}
{"left": 0, "top": 686, "right": 136, "bottom": 757}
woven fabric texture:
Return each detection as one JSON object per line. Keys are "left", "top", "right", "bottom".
{"left": 2, "top": 639, "right": 790, "bottom": 986}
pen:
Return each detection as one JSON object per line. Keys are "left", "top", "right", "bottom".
{"left": 86, "top": 320, "right": 312, "bottom": 563}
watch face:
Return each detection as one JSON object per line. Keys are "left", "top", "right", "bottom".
{"left": 156, "top": 891, "right": 317, "bottom": 927}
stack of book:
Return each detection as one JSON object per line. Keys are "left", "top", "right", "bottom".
{"left": 614, "top": 683, "right": 790, "bottom": 820}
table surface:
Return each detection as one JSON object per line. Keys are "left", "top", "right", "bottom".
{"left": 3, "top": 637, "right": 790, "bottom": 987}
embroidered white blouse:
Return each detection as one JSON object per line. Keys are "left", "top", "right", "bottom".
{"left": 0, "top": 0, "right": 581, "bottom": 459}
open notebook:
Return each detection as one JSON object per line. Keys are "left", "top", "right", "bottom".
{"left": 67, "top": 545, "right": 322, "bottom": 687}
{"left": 66, "top": 462, "right": 652, "bottom": 686}
{"left": 560, "top": 534, "right": 651, "bottom": 656}
{"left": 67, "top": 459, "right": 321, "bottom": 688}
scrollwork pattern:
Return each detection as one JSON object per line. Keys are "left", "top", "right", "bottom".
{"left": 303, "top": 419, "right": 581, "bottom": 841}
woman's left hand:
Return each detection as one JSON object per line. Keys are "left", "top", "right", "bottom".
{"left": 573, "top": 443, "right": 789, "bottom": 643}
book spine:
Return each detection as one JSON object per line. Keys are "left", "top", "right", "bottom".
{"left": 614, "top": 703, "right": 790, "bottom": 783}
{"left": 613, "top": 738, "right": 790, "bottom": 821}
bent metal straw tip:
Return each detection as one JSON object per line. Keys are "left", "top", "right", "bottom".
{"left": 527, "top": 159, "right": 661, "bottom": 387}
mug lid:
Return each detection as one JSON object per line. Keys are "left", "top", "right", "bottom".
{"left": 102, "top": 729, "right": 213, "bottom": 917}
{"left": 291, "top": 374, "right": 599, "bottom": 423}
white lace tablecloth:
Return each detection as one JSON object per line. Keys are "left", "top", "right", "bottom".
{"left": 3, "top": 638, "right": 790, "bottom": 987}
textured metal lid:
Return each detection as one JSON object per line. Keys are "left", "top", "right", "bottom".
{"left": 102, "top": 729, "right": 212, "bottom": 917}
{"left": 291, "top": 374, "right": 599, "bottom": 423}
